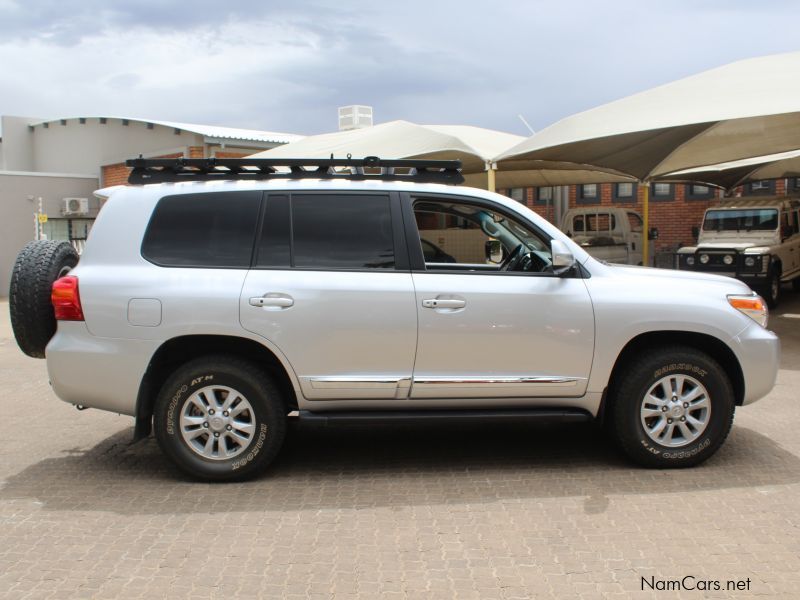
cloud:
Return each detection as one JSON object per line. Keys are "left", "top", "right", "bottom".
{"left": 1, "top": 0, "right": 799, "bottom": 136}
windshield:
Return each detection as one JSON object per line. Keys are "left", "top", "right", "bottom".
{"left": 703, "top": 209, "right": 778, "bottom": 232}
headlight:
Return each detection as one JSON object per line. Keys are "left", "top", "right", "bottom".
{"left": 723, "top": 255, "right": 734, "bottom": 265}
{"left": 744, "top": 256, "right": 756, "bottom": 267}
{"left": 700, "top": 254, "right": 710, "bottom": 264}
{"left": 728, "top": 294, "right": 768, "bottom": 328}
{"left": 686, "top": 256, "right": 695, "bottom": 266}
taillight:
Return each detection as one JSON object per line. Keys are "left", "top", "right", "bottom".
{"left": 51, "top": 276, "right": 84, "bottom": 321}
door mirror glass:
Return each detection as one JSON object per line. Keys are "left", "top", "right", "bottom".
{"left": 551, "top": 239, "right": 575, "bottom": 275}
{"left": 485, "top": 239, "right": 503, "bottom": 264}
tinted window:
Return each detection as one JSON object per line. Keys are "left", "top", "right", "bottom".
{"left": 255, "top": 194, "right": 291, "bottom": 267}
{"left": 142, "top": 192, "right": 261, "bottom": 267}
{"left": 292, "top": 194, "right": 394, "bottom": 269}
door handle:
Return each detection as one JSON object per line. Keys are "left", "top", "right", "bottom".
{"left": 422, "top": 298, "right": 466, "bottom": 309}
{"left": 249, "top": 293, "right": 294, "bottom": 308}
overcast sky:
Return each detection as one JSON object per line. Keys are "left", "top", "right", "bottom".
{"left": 1, "top": 0, "right": 798, "bottom": 137}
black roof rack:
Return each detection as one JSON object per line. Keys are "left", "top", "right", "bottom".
{"left": 125, "top": 156, "right": 464, "bottom": 185}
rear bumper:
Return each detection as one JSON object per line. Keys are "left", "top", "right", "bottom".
{"left": 46, "top": 322, "right": 157, "bottom": 416}
{"left": 730, "top": 322, "right": 780, "bottom": 405}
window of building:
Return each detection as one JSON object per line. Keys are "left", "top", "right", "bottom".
{"left": 744, "top": 180, "right": 775, "bottom": 195}
{"left": 612, "top": 182, "right": 636, "bottom": 202}
{"left": 142, "top": 192, "right": 261, "bottom": 268}
{"left": 291, "top": 194, "right": 395, "bottom": 269}
{"left": 577, "top": 184, "right": 600, "bottom": 204}
{"left": 508, "top": 188, "right": 525, "bottom": 203}
{"left": 685, "top": 183, "right": 715, "bottom": 200}
{"left": 651, "top": 182, "right": 675, "bottom": 201}
{"left": 536, "top": 186, "right": 554, "bottom": 205}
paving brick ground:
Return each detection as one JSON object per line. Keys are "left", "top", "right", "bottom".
{"left": 1, "top": 294, "right": 799, "bottom": 599}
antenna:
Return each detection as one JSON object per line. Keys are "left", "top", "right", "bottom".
{"left": 517, "top": 114, "right": 535, "bottom": 135}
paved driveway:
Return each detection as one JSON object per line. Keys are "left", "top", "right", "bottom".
{"left": 1, "top": 295, "right": 799, "bottom": 599}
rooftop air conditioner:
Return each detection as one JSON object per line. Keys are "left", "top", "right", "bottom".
{"left": 63, "top": 197, "right": 89, "bottom": 216}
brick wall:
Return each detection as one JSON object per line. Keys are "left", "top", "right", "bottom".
{"left": 503, "top": 182, "right": 732, "bottom": 252}
{"left": 101, "top": 152, "right": 184, "bottom": 187}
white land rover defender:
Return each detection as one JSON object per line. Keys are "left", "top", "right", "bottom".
{"left": 676, "top": 197, "right": 800, "bottom": 307}
{"left": 7, "top": 157, "right": 780, "bottom": 481}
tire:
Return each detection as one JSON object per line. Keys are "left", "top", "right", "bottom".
{"left": 9, "top": 240, "right": 79, "bottom": 358}
{"left": 153, "top": 355, "right": 287, "bottom": 482}
{"left": 608, "top": 346, "right": 735, "bottom": 468}
{"left": 792, "top": 277, "right": 800, "bottom": 292}
{"left": 761, "top": 265, "right": 781, "bottom": 309}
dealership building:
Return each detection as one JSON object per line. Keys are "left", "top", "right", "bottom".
{"left": 0, "top": 114, "right": 300, "bottom": 294}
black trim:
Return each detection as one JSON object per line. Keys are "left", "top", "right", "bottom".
{"left": 389, "top": 192, "right": 410, "bottom": 271}
{"left": 126, "top": 156, "right": 464, "bottom": 185}
{"left": 611, "top": 182, "right": 637, "bottom": 203}
{"left": 743, "top": 179, "right": 776, "bottom": 196}
{"left": 576, "top": 183, "right": 601, "bottom": 204}
{"left": 650, "top": 182, "right": 675, "bottom": 201}
{"left": 535, "top": 186, "right": 554, "bottom": 206}
{"left": 685, "top": 183, "right": 715, "bottom": 200}
{"left": 297, "top": 408, "right": 592, "bottom": 426}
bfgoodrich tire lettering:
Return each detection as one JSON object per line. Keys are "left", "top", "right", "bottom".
{"left": 9, "top": 240, "right": 79, "bottom": 358}
{"left": 609, "top": 346, "right": 735, "bottom": 468}
{"left": 154, "top": 355, "right": 286, "bottom": 482}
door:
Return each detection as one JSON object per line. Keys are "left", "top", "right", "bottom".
{"left": 240, "top": 192, "right": 417, "bottom": 400}
{"left": 407, "top": 196, "right": 595, "bottom": 399}
{"left": 626, "top": 211, "right": 644, "bottom": 265}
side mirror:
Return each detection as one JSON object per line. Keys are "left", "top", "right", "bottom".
{"left": 551, "top": 239, "right": 576, "bottom": 275}
{"left": 648, "top": 227, "right": 659, "bottom": 240}
{"left": 691, "top": 226, "right": 700, "bottom": 240}
{"left": 781, "top": 225, "right": 792, "bottom": 241}
{"left": 485, "top": 239, "right": 503, "bottom": 264}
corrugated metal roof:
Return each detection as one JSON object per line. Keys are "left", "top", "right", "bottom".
{"left": 30, "top": 116, "right": 303, "bottom": 145}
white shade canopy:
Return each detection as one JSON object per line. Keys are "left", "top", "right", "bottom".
{"left": 249, "top": 119, "right": 634, "bottom": 188}
{"left": 660, "top": 148, "right": 800, "bottom": 191}
{"left": 249, "top": 120, "right": 523, "bottom": 173}
{"left": 497, "top": 51, "right": 800, "bottom": 181}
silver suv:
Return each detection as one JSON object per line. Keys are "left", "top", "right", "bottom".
{"left": 9, "top": 158, "right": 780, "bottom": 481}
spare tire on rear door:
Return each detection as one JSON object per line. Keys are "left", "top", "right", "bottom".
{"left": 9, "top": 240, "right": 79, "bottom": 358}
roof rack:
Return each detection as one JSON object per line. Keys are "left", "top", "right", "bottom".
{"left": 125, "top": 156, "right": 464, "bottom": 185}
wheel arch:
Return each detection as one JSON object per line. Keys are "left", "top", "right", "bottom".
{"left": 134, "top": 334, "right": 298, "bottom": 440}
{"left": 601, "top": 330, "right": 745, "bottom": 421}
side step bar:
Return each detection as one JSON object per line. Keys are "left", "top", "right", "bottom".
{"left": 297, "top": 408, "right": 592, "bottom": 426}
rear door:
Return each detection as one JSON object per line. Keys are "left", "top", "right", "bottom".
{"left": 240, "top": 191, "right": 418, "bottom": 400}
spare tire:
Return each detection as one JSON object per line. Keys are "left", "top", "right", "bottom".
{"left": 9, "top": 241, "right": 79, "bottom": 358}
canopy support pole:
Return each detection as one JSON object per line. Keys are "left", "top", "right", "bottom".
{"left": 486, "top": 162, "right": 496, "bottom": 192}
{"left": 641, "top": 181, "right": 650, "bottom": 266}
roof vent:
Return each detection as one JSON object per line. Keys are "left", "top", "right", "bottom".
{"left": 338, "top": 105, "right": 373, "bottom": 131}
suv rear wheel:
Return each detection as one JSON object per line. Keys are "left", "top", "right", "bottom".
{"left": 608, "top": 346, "right": 735, "bottom": 468}
{"left": 153, "top": 355, "right": 287, "bottom": 481}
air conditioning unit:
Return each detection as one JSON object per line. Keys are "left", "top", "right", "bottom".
{"left": 338, "top": 105, "right": 373, "bottom": 131}
{"left": 62, "top": 197, "right": 89, "bottom": 216}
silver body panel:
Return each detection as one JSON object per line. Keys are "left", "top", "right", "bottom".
{"left": 45, "top": 179, "right": 780, "bottom": 417}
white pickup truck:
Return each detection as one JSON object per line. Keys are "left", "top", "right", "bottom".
{"left": 561, "top": 207, "right": 650, "bottom": 265}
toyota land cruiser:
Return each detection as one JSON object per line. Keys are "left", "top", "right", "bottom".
{"left": 9, "top": 157, "right": 780, "bottom": 481}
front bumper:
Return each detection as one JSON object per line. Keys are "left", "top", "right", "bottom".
{"left": 46, "top": 322, "right": 158, "bottom": 416}
{"left": 730, "top": 322, "right": 780, "bottom": 405}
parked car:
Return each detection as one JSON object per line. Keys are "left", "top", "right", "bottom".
{"left": 560, "top": 207, "right": 652, "bottom": 265}
{"left": 8, "top": 157, "right": 779, "bottom": 481}
{"left": 676, "top": 197, "right": 800, "bottom": 307}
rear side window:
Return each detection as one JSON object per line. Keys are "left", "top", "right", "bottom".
{"left": 142, "top": 192, "right": 261, "bottom": 267}
{"left": 290, "top": 194, "right": 395, "bottom": 269}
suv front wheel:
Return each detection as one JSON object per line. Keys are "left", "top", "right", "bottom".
{"left": 608, "top": 346, "right": 735, "bottom": 468}
{"left": 153, "top": 355, "right": 287, "bottom": 481}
